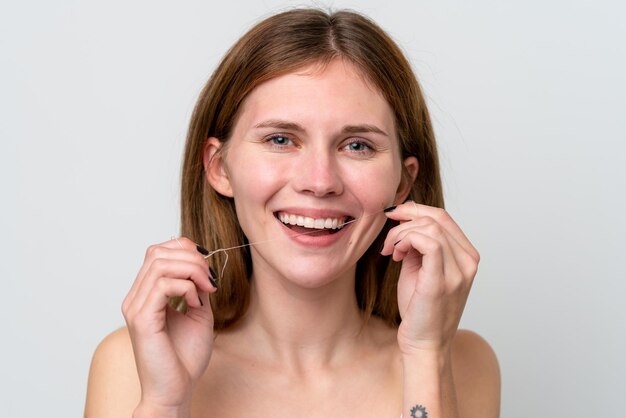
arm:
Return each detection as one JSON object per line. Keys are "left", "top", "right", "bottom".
{"left": 401, "top": 347, "right": 458, "bottom": 418}
{"left": 84, "top": 328, "right": 142, "bottom": 418}
{"left": 383, "top": 203, "right": 499, "bottom": 417}
{"left": 401, "top": 330, "right": 500, "bottom": 418}
{"left": 85, "top": 238, "right": 217, "bottom": 418}
{"left": 84, "top": 328, "right": 194, "bottom": 418}
{"left": 452, "top": 330, "right": 500, "bottom": 418}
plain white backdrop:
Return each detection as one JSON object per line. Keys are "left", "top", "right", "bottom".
{"left": 2, "top": 1, "right": 625, "bottom": 416}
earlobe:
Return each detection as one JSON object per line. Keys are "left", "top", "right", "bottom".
{"left": 203, "top": 137, "right": 233, "bottom": 197}
{"left": 395, "top": 156, "right": 419, "bottom": 203}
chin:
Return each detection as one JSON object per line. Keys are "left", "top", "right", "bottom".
{"left": 269, "top": 260, "right": 355, "bottom": 290}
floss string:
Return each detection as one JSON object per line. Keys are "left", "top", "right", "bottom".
{"left": 202, "top": 208, "right": 389, "bottom": 280}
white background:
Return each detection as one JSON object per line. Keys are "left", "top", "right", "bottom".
{"left": 2, "top": 1, "right": 625, "bottom": 416}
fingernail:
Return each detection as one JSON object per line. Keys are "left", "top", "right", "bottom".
{"left": 383, "top": 205, "right": 397, "bottom": 213}
{"left": 169, "top": 296, "right": 188, "bottom": 314}
{"left": 196, "top": 245, "right": 209, "bottom": 255}
{"left": 209, "top": 275, "right": 218, "bottom": 289}
{"left": 209, "top": 266, "right": 217, "bottom": 280}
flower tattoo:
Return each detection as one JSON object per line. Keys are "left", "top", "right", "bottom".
{"left": 410, "top": 404, "right": 428, "bottom": 418}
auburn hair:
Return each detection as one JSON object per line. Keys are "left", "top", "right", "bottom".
{"left": 180, "top": 8, "right": 443, "bottom": 329}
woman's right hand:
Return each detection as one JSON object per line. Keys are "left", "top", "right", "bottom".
{"left": 122, "top": 237, "right": 217, "bottom": 416}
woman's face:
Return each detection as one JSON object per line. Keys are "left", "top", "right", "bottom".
{"left": 207, "top": 59, "right": 416, "bottom": 287}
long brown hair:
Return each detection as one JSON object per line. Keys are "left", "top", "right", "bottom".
{"left": 180, "top": 8, "right": 443, "bottom": 329}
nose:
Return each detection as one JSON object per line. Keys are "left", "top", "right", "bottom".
{"left": 293, "top": 148, "right": 344, "bottom": 197}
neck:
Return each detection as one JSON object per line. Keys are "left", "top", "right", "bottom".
{"left": 238, "top": 265, "right": 366, "bottom": 370}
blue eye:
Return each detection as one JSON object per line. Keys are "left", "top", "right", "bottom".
{"left": 348, "top": 142, "right": 367, "bottom": 151}
{"left": 267, "top": 135, "right": 292, "bottom": 146}
{"left": 345, "top": 141, "right": 372, "bottom": 153}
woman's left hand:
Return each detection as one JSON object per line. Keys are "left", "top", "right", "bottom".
{"left": 381, "top": 202, "right": 480, "bottom": 355}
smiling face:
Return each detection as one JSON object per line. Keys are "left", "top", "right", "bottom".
{"left": 205, "top": 59, "right": 417, "bottom": 288}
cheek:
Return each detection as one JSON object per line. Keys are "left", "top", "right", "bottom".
{"left": 227, "top": 147, "right": 270, "bottom": 190}
{"left": 227, "top": 153, "right": 287, "bottom": 214}
{"left": 344, "top": 161, "right": 402, "bottom": 209}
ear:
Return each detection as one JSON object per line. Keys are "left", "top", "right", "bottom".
{"left": 395, "top": 156, "right": 419, "bottom": 204}
{"left": 203, "top": 137, "right": 233, "bottom": 197}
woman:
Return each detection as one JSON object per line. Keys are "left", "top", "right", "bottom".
{"left": 85, "top": 8, "right": 500, "bottom": 418}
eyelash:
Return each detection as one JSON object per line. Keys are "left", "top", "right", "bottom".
{"left": 263, "top": 134, "right": 375, "bottom": 156}
{"left": 265, "top": 134, "right": 294, "bottom": 148}
{"left": 343, "top": 141, "right": 373, "bottom": 154}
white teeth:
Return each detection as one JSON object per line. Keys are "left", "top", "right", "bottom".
{"left": 278, "top": 212, "right": 347, "bottom": 230}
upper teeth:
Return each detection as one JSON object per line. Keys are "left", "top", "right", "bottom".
{"left": 278, "top": 212, "right": 347, "bottom": 230}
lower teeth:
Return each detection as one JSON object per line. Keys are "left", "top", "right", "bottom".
{"left": 285, "top": 224, "right": 340, "bottom": 234}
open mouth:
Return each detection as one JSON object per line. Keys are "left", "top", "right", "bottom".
{"left": 275, "top": 212, "right": 354, "bottom": 236}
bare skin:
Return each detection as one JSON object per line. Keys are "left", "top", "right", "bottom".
{"left": 86, "top": 325, "right": 498, "bottom": 417}
{"left": 85, "top": 59, "right": 500, "bottom": 418}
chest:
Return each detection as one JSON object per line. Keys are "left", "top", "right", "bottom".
{"left": 191, "top": 355, "right": 402, "bottom": 417}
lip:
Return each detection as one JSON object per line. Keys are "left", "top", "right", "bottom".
{"left": 273, "top": 207, "right": 356, "bottom": 248}
{"left": 274, "top": 207, "right": 354, "bottom": 219}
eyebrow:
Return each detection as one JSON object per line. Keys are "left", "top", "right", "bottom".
{"left": 253, "top": 119, "right": 389, "bottom": 137}
{"left": 254, "top": 120, "right": 305, "bottom": 132}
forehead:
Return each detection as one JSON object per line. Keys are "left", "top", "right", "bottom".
{"left": 233, "top": 59, "right": 396, "bottom": 134}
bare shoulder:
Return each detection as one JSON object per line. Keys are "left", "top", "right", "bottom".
{"left": 452, "top": 329, "right": 501, "bottom": 418}
{"left": 84, "top": 327, "right": 140, "bottom": 417}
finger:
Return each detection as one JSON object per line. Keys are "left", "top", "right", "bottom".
{"left": 391, "top": 230, "right": 468, "bottom": 294}
{"left": 385, "top": 203, "right": 479, "bottom": 262}
{"left": 382, "top": 217, "right": 478, "bottom": 283}
{"left": 126, "top": 239, "right": 178, "bottom": 308}
{"left": 130, "top": 277, "right": 205, "bottom": 334}
{"left": 127, "top": 257, "right": 216, "bottom": 318}
{"left": 125, "top": 239, "right": 211, "bottom": 309}
{"left": 381, "top": 217, "right": 446, "bottom": 256}
{"left": 391, "top": 230, "right": 446, "bottom": 293}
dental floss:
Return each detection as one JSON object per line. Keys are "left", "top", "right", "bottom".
{"left": 167, "top": 237, "right": 196, "bottom": 313}
{"left": 169, "top": 207, "right": 393, "bottom": 313}
{"left": 201, "top": 208, "right": 388, "bottom": 279}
